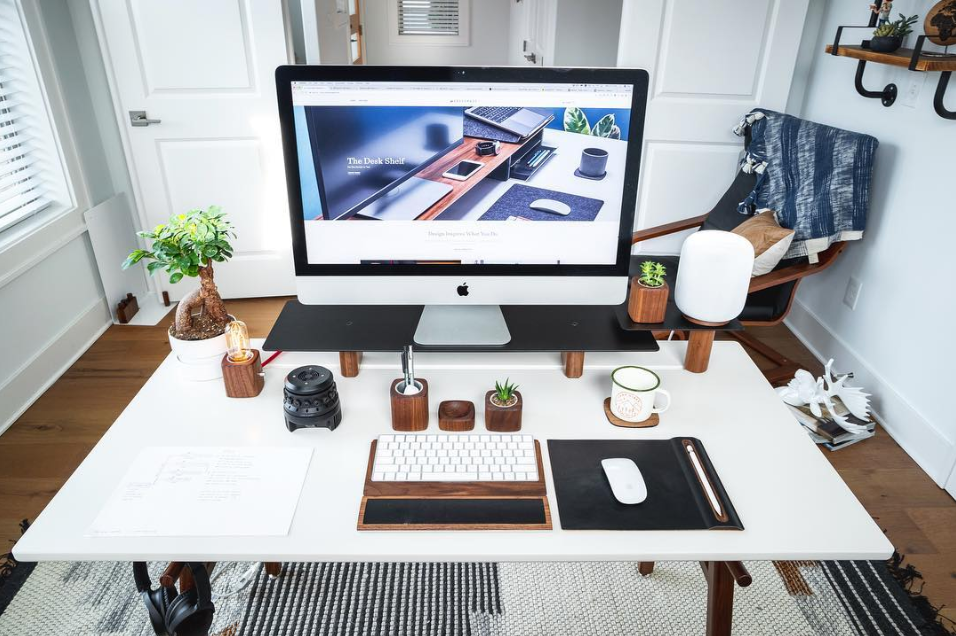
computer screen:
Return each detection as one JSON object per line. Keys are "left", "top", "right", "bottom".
{"left": 288, "top": 78, "right": 637, "bottom": 268}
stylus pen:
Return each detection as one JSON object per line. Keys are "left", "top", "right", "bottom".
{"left": 402, "top": 345, "right": 414, "bottom": 388}
{"left": 685, "top": 442, "right": 723, "bottom": 518}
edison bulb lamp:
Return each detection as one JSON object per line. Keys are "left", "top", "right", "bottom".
{"left": 226, "top": 320, "right": 253, "bottom": 363}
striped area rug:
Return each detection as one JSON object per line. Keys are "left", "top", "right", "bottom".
{"left": 0, "top": 558, "right": 950, "bottom": 635}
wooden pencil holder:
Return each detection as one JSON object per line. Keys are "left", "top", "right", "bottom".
{"left": 221, "top": 350, "right": 264, "bottom": 398}
{"left": 390, "top": 378, "right": 429, "bottom": 431}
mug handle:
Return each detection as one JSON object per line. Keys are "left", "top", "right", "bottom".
{"left": 652, "top": 389, "right": 671, "bottom": 414}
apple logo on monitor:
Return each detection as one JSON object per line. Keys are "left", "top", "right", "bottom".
{"left": 457, "top": 283, "right": 469, "bottom": 297}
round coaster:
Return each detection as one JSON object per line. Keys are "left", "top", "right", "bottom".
{"left": 574, "top": 168, "right": 607, "bottom": 181}
{"left": 603, "top": 397, "right": 659, "bottom": 428}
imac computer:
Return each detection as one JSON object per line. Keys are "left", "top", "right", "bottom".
{"left": 275, "top": 66, "right": 648, "bottom": 346}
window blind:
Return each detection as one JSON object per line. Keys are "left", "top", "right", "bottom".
{"left": 0, "top": 9, "right": 51, "bottom": 234}
{"left": 397, "top": 0, "right": 460, "bottom": 36}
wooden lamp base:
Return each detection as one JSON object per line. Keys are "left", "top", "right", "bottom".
{"left": 221, "top": 350, "right": 264, "bottom": 398}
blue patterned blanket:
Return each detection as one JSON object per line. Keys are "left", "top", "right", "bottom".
{"left": 733, "top": 109, "right": 878, "bottom": 262}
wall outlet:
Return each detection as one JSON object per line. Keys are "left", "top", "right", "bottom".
{"left": 900, "top": 72, "right": 926, "bottom": 108}
{"left": 843, "top": 276, "right": 862, "bottom": 310}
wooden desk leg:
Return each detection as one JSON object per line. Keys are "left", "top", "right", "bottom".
{"left": 160, "top": 562, "right": 184, "bottom": 588}
{"left": 638, "top": 561, "right": 655, "bottom": 576}
{"left": 701, "top": 561, "right": 734, "bottom": 636}
{"left": 339, "top": 351, "right": 362, "bottom": 377}
{"left": 264, "top": 562, "right": 282, "bottom": 578}
{"left": 685, "top": 331, "right": 715, "bottom": 373}
{"left": 562, "top": 351, "right": 585, "bottom": 378}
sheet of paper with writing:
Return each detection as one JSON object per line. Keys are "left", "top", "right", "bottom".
{"left": 86, "top": 447, "right": 312, "bottom": 537}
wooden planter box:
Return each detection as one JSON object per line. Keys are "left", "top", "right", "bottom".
{"left": 484, "top": 391, "right": 522, "bottom": 432}
{"left": 627, "top": 279, "right": 668, "bottom": 324}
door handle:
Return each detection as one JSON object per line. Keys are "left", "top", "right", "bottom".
{"left": 129, "top": 110, "right": 161, "bottom": 127}
{"left": 524, "top": 53, "right": 537, "bottom": 64}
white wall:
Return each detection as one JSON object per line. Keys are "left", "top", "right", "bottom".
{"left": 363, "top": 0, "right": 510, "bottom": 65}
{"left": 787, "top": 0, "right": 956, "bottom": 492}
{"left": 553, "top": 0, "right": 622, "bottom": 67}
{"left": 0, "top": 0, "right": 130, "bottom": 434}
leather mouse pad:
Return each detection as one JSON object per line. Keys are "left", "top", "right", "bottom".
{"left": 547, "top": 438, "right": 742, "bottom": 531}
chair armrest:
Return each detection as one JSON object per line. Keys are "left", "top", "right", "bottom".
{"left": 631, "top": 214, "right": 708, "bottom": 244}
{"left": 748, "top": 242, "right": 847, "bottom": 293}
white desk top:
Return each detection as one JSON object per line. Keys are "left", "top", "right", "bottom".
{"left": 14, "top": 341, "right": 893, "bottom": 563}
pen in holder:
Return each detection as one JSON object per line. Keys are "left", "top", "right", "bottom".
{"left": 391, "top": 345, "right": 428, "bottom": 431}
{"left": 390, "top": 378, "right": 429, "bottom": 431}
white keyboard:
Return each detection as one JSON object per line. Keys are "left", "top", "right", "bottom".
{"left": 371, "top": 433, "right": 539, "bottom": 482}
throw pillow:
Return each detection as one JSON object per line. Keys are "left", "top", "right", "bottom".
{"left": 731, "top": 210, "right": 794, "bottom": 276}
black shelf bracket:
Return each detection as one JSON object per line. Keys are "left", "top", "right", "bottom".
{"left": 935, "top": 71, "right": 956, "bottom": 120}
{"left": 855, "top": 60, "right": 898, "bottom": 106}
{"left": 831, "top": 25, "right": 897, "bottom": 107}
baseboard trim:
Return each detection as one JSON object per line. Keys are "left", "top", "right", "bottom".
{"left": 0, "top": 297, "right": 111, "bottom": 436}
{"left": 785, "top": 299, "right": 956, "bottom": 488}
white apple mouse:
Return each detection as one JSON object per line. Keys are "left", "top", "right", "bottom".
{"left": 601, "top": 458, "right": 648, "bottom": 504}
{"left": 529, "top": 199, "right": 571, "bottom": 216}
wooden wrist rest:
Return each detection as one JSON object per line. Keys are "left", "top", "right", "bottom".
{"left": 357, "top": 440, "right": 552, "bottom": 531}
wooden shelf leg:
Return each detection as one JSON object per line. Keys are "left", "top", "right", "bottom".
{"left": 685, "top": 331, "right": 715, "bottom": 373}
{"left": 702, "top": 561, "right": 735, "bottom": 636}
{"left": 339, "top": 351, "right": 362, "bottom": 377}
{"left": 638, "top": 561, "right": 655, "bottom": 576}
{"left": 561, "top": 351, "right": 584, "bottom": 378}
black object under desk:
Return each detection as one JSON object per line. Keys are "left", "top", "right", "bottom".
{"left": 264, "top": 301, "right": 659, "bottom": 353}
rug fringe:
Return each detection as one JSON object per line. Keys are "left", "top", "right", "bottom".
{"left": 887, "top": 551, "right": 955, "bottom": 635}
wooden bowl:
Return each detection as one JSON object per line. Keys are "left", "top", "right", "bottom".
{"left": 438, "top": 400, "right": 475, "bottom": 431}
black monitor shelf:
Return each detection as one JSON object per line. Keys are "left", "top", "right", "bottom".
{"left": 264, "top": 302, "right": 659, "bottom": 354}
{"left": 264, "top": 301, "right": 738, "bottom": 378}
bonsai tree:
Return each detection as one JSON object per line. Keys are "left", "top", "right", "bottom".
{"left": 123, "top": 206, "right": 235, "bottom": 340}
{"left": 638, "top": 260, "right": 666, "bottom": 288}
{"left": 491, "top": 378, "right": 520, "bottom": 407}
{"left": 873, "top": 13, "right": 919, "bottom": 38}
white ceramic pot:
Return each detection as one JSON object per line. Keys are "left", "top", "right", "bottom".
{"left": 675, "top": 231, "right": 754, "bottom": 325}
{"left": 168, "top": 315, "right": 233, "bottom": 381}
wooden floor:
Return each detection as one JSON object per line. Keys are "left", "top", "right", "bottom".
{"left": 2, "top": 297, "right": 954, "bottom": 624}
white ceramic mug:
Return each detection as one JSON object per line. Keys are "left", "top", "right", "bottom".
{"left": 610, "top": 366, "right": 671, "bottom": 423}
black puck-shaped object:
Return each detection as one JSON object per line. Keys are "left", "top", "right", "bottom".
{"left": 283, "top": 365, "right": 342, "bottom": 432}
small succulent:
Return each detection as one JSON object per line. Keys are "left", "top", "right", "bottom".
{"left": 638, "top": 260, "right": 666, "bottom": 288}
{"left": 494, "top": 378, "right": 519, "bottom": 405}
{"left": 873, "top": 13, "right": 919, "bottom": 38}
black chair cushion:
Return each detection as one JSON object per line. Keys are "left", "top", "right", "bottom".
{"left": 629, "top": 254, "right": 797, "bottom": 323}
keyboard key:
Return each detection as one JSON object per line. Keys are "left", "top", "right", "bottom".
{"left": 514, "top": 464, "right": 536, "bottom": 473}
{"left": 422, "top": 472, "right": 478, "bottom": 481}
{"left": 373, "top": 472, "right": 384, "bottom": 481}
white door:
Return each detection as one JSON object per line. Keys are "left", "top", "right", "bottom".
{"left": 510, "top": 0, "right": 554, "bottom": 66}
{"left": 91, "top": 0, "right": 295, "bottom": 300}
{"left": 619, "top": 0, "right": 811, "bottom": 254}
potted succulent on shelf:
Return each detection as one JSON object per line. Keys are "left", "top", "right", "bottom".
{"left": 627, "top": 260, "right": 668, "bottom": 324}
{"left": 870, "top": 13, "right": 919, "bottom": 52}
{"left": 485, "top": 378, "right": 522, "bottom": 432}
{"left": 123, "top": 206, "right": 236, "bottom": 380}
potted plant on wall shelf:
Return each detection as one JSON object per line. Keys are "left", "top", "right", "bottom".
{"left": 627, "top": 260, "right": 668, "bottom": 324}
{"left": 123, "top": 206, "right": 236, "bottom": 380}
{"left": 870, "top": 13, "right": 919, "bottom": 53}
{"left": 485, "top": 378, "right": 522, "bottom": 432}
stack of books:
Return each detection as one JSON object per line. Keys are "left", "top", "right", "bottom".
{"left": 786, "top": 398, "right": 875, "bottom": 451}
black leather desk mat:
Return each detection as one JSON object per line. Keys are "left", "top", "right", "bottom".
{"left": 547, "top": 438, "right": 743, "bottom": 531}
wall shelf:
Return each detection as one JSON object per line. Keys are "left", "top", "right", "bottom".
{"left": 825, "top": 4, "right": 956, "bottom": 120}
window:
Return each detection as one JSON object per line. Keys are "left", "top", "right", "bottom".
{"left": 389, "top": 0, "right": 470, "bottom": 46}
{"left": 0, "top": 0, "right": 70, "bottom": 236}
{"left": 397, "top": 0, "right": 459, "bottom": 36}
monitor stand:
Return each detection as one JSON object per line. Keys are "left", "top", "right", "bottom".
{"left": 413, "top": 305, "right": 512, "bottom": 346}
{"left": 358, "top": 177, "right": 452, "bottom": 221}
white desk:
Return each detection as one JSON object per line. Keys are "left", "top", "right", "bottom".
{"left": 14, "top": 341, "right": 891, "bottom": 635}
